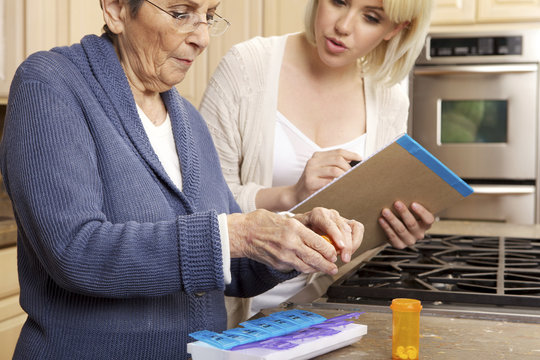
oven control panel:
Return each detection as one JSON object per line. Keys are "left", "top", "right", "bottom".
{"left": 430, "top": 35, "right": 522, "bottom": 57}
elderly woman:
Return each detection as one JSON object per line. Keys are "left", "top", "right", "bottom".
{"left": 0, "top": 0, "right": 363, "bottom": 359}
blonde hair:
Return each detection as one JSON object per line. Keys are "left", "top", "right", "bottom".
{"left": 304, "top": 0, "right": 433, "bottom": 86}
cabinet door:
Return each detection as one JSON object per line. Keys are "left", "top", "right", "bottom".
{"left": 0, "top": 247, "right": 25, "bottom": 360}
{"left": 0, "top": 0, "right": 25, "bottom": 98}
{"left": 263, "top": 0, "right": 309, "bottom": 36}
{"left": 431, "top": 0, "right": 476, "bottom": 25}
{"left": 0, "top": 247, "right": 19, "bottom": 299}
{"left": 25, "top": 0, "right": 103, "bottom": 56}
{"left": 478, "top": 0, "right": 540, "bottom": 22}
{"left": 25, "top": 0, "right": 69, "bottom": 55}
{"left": 0, "top": 310, "right": 26, "bottom": 360}
{"left": 68, "top": 0, "right": 105, "bottom": 44}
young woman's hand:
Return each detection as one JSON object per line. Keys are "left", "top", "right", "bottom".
{"left": 254, "top": 149, "right": 361, "bottom": 212}
{"left": 292, "top": 149, "right": 362, "bottom": 204}
{"left": 378, "top": 201, "right": 435, "bottom": 249}
{"left": 227, "top": 207, "right": 364, "bottom": 274}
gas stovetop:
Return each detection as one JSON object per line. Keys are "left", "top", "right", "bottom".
{"left": 326, "top": 234, "right": 540, "bottom": 309}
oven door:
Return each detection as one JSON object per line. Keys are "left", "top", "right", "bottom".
{"left": 411, "top": 63, "right": 538, "bottom": 180}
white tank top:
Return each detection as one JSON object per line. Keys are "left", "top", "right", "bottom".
{"left": 249, "top": 112, "right": 367, "bottom": 317}
{"left": 272, "top": 111, "right": 366, "bottom": 187}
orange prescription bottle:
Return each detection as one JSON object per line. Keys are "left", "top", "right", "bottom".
{"left": 390, "top": 298, "right": 422, "bottom": 360}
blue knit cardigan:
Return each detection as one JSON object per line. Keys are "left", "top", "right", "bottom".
{"left": 0, "top": 34, "right": 297, "bottom": 360}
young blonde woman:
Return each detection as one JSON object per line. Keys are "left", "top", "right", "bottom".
{"left": 200, "top": 0, "right": 435, "bottom": 325}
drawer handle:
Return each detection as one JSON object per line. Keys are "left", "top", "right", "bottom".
{"left": 471, "top": 185, "right": 535, "bottom": 195}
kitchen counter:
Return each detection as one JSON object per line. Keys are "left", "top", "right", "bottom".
{"left": 261, "top": 304, "right": 540, "bottom": 359}
{"left": 273, "top": 220, "right": 540, "bottom": 359}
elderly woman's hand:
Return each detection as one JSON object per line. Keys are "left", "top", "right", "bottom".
{"left": 227, "top": 207, "right": 364, "bottom": 275}
{"left": 378, "top": 201, "right": 435, "bottom": 249}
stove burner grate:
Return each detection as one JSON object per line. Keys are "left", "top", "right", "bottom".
{"left": 326, "top": 234, "right": 540, "bottom": 307}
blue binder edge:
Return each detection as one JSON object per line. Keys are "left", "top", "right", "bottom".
{"left": 396, "top": 135, "right": 474, "bottom": 198}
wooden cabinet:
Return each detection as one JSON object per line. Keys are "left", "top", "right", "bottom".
{"left": 432, "top": 0, "right": 540, "bottom": 25}
{"left": 0, "top": 246, "right": 25, "bottom": 360}
{"left": 263, "top": 0, "right": 309, "bottom": 37}
{"left": 431, "top": 0, "right": 477, "bottom": 25}
{"left": 1, "top": 0, "right": 102, "bottom": 100}
{"left": 478, "top": 0, "right": 540, "bottom": 22}
{"left": 0, "top": 1, "right": 24, "bottom": 99}
{"left": 25, "top": 0, "right": 103, "bottom": 55}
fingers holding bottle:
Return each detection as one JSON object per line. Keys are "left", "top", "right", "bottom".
{"left": 227, "top": 210, "right": 338, "bottom": 275}
{"left": 227, "top": 208, "right": 364, "bottom": 275}
{"left": 292, "top": 207, "right": 364, "bottom": 264}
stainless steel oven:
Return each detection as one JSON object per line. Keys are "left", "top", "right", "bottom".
{"left": 410, "top": 29, "right": 540, "bottom": 224}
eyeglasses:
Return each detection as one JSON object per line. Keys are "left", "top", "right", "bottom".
{"left": 144, "top": 0, "right": 230, "bottom": 36}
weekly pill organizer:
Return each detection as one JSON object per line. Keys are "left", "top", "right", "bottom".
{"left": 187, "top": 310, "right": 367, "bottom": 360}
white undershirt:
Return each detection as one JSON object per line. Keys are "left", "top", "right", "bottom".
{"left": 272, "top": 111, "right": 367, "bottom": 186}
{"left": 250, "top": 111, "right": 367, "bottom": 316}
{"left": 137, "top": 106, "right": 231, "bottom": 284}
{"left": 139, "top": 107, "right": 183, "bottom": 190}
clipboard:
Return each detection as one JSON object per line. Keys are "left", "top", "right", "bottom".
{"left": 289, "top": 133, "right": 473, "bottom": 255}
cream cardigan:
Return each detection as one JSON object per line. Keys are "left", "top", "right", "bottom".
{"left": 200, "top": 34, "right": 409, "bottom": 213}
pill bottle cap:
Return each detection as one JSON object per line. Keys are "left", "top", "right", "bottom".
{"left": 390, "top": 298, "right": 422, "bottom": 312}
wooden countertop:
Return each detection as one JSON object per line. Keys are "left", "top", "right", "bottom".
{"left": 261, "top": 304, "right": 540, "bottom": 360}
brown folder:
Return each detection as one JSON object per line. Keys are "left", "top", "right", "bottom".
{"left": 289, "top": 134, "right": 473, "bottom": 255}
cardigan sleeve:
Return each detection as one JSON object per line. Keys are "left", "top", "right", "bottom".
{"left": 220, "top": 194, "right": 299, "bottom": 296}
{"left": 227, "top": 257, "right": 299, "bottom": 298}
{"left": 199, "top": 46, "right": 266, "bottom": 213}
{"left": 1, "top": 74, "right": 224, "bottom": 299}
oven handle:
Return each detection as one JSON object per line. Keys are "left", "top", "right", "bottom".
{"left": 470, "top": 184, "right": 536, "bottom": 195}
{"left": 414, "top": 64, "right": 538, "bottom": 75}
